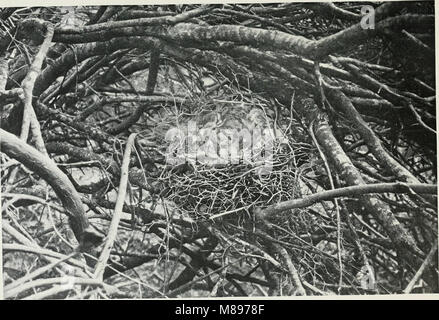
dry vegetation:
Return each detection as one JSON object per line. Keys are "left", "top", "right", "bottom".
{"left": 0, "top": 2, "right": 437, "bottom": 299}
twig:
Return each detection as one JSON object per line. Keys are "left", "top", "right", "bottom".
{"left": 19, "top": 20, "right": 54, "bottom": 154}
{"left": 5, "top": 277, "right": 105, "bottom": 299}
{"left": 166, "top": 257, "right": 245, "bottom": 298}
{"left": 341, "top": 202, "right": 377, "bottom": 292}
{"left": 23, "top": 285, "right": 73, "bottom": 300}
{"left": 208, "top": 204, "right": 251, "bottom": 220}
{"left": 4, "top": 252, "right": 78, "bottom": 292}
{"left": 256, "top": 183, "right": 437, "bottom": 219}
{"left": 93, "top": 133, "right": 138, "bottom": 280}
{"left": 272, "top": 244, "right": 306, "bottom": 296}
{"left": 403, "top": 242, "right": 438, "bottom": 294}
{"left": 2, "top": 243, "right": 92, "bottom": 275}
{"left": 407, "top": 102, "right": 436, "bottom": 135}
{"left": 309, "top": 120, "right": 344, "bottom": 293}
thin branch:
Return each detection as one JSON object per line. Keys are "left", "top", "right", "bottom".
{"left": 5, "top": 277, "right": 105, "bottom": 299}
{"left": 272, "top": 244, "right": 306, "bottom": 296}
{"left": 107, "top": 49, "right": 160, "bottom": 134}
{"left": 93, "top": 133, "right": 137, "bottom": 280}
{"left": 407, "top": 102, "right": 436, "bottom": 135}
{"left": 404, "top": 242, "right": 438, "bottom": 294}
{"left": 19, "top": 19, "right": 54, "bottom": 154}
{"left": 309, "top": 119, "right": 344, "bottom": 293}
{"left": 4, "top": 252, "right": 78, "bottom": 292}
{"left": 256, "top": 183, "right": 437, "bottom": 219}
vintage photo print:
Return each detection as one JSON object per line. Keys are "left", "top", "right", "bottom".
{"left": 0, "top": 1, "right": 437, "bottom": 300}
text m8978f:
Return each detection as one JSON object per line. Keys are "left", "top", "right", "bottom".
{"left": 218, "top": 304, "right": 264, "bottom": 315}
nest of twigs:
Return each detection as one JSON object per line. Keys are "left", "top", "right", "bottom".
{"left": 160, "top": 140, "right": 303, "bottom": 221}
{"left": 139, "top": 94, "right": 312, "bottom": 223}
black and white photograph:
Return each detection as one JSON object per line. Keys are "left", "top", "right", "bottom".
{"left": 0, "top": 1, "right": 437, "bottom": 300}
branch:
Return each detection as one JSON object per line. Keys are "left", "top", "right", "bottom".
{"left": 2, "top": 241, "right": 91, "bottom": 274}
{"left": 256, "top": 183, "right": 437, "bottom": 219}
{"left": 34, "top": 36, "right": 158, "bottom": 96}
{"left": 5, "top": 276, "right": 105, "bottom": 299}
{"left": 19, "top": 19, "right": 54, "bottom": 154}
{"left": 0, "top": 129, "right": 102, "bottom": 248}
{"left": 77, "top": 95, "right": 186, "bottom": 121}
{"left": 305, "top": 3, "right": 361, "bottom": 21}
{"left": 0, "top": 51, "right": 9, "bottom": 90}
{"left": 55, "top": 4, "right": 213, "bottom": 35}
{"left": 4, "top": 252, "right": 77, "bottom": 293}
{"left": 52, "top": 13, "right": 433, "bottom": 61}
{"left": 404, "top": 242, "right": 438, "bottom": 294}
{"left": 272, "top": 244, "right": 306, "bottom": 296}
{"left": 312, "top": 14, "right": 433, "bottom": 59}
{"left": 93, "top": 133, "right": 137, "bottom": 280}
{"left": 107, "top": 49, "right": 161, "bottom": 134}
{"left": 45, "top": 141, "right": 158, "bottom": 194}
{"left": 325, "top": 87, "right": 422, "bottom": 184}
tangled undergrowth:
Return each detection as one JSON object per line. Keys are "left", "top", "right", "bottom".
{"left": 1, "top": 3, "right": 437, "bottom": 299}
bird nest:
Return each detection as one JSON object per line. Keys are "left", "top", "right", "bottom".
{"left": 142, "top": 96, "right": 310, "bottom": 222}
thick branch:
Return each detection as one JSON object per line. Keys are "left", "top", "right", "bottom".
{"left": 56, "top": 4, "right": 213, "bottom": 35}
{"left": 0, "top": 129, "right": 102, "bottom": 248}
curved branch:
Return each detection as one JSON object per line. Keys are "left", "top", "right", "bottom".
{"left": 0, "top": 129, "right": 102, "bottom": 248}
{"left": 52, "top": 14, "right": 433, "bottom": 61}
{"left": 257, "top": 182, "right": 437, "bottom": 219}
{"left": 20, "top": 19, "right": 54, "bottom": 153}
{"left": 55, "top": 4, "right": 213, "bottom": 35}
